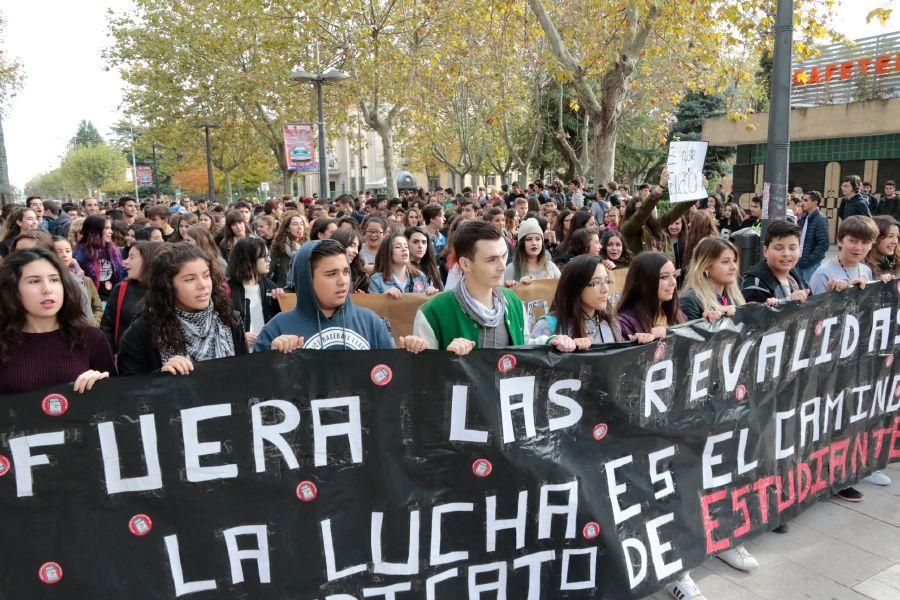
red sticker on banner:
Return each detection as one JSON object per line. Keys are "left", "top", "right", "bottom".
{"left": 735, "top": 385, "right": 747, "bottom": 401}
{"left": 815, "top": 321, "right": 824, "bottom": 336}
{"left": 296, "top": 481, "right": 318, "bottom": 502}
{"left": 653, "top": 343, "right": 666, "bottom": 362}
{"left": 472, "top": 459, "right": 493, "bottom": 478}
{"left": 0, "top": 455, "right": 10, "bottom": 477}
{"left": 129, "top": 514, "right": 153, "bottom": 537}
{"left": 582, "top": 521, "right": 601, "bottom": 540}
{"left": 498, "top": 354, "right": 517, "bottom": 373}
{"left": 592, "top": 423, "right": 609, "bottom": 441}
{"left": 886, "top": 354, "right": 895, "bottom": 368}
{"left": 38, "top": 562, "right": 63, "bottom": 584}
{"left": 370, "top": 365, "right": 392, "bottom": 386}
{"left": 41, "top": 393, "right": 68, "bottom": 417}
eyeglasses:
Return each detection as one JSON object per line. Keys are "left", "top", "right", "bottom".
{"left": 586, "top": 278, "right": 613, "bottom": 288}
{"left": 365, "top": 230, "right": 384, "bottom": 236}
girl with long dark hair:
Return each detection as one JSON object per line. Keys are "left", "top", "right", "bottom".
{"left": 555, "top": 228, "right": 601, "bottom": 266}
{"left": 117, "top": 243, "right": 248, "bottom": 375}
{"left": 330, "top": 227, "right": 370, "bottom": 293}
{"left": 599, "top": 230, "right": 632, "bottom": 270}
{"left": 405, "top": 226, "right": 443, "bottom": 291}
{"left": 171, "top": 212, "right": 199, "bottom": 242}
{"left": 270, "top": 210, "right": 307, "bottom": 288}
{"left": 100, "top": 241, "right": 163, "bottom": 353}
{"left": 0, "top": 247, "right": 115, "bottom": 394}
{"left": 0, "top": 206, "right": 40, "bottom": 257}
{"left": 218, "top": 210, "right": 248, "bottom": 261}
{"left": 369, "top": 234, "right": 437, "bottom": 297}
{"left": 866, "top": 216, "right": 900, "bottom": 277}
{"left": 73, "top": 215, "right": 126, "bottom": 301}
{"left": 529, "top": 255, "right": 624, "bottom": 348}
{"left": 226, "top": 237, "right": 283, "bottom": 349}
{"left": 616, "top": 251, "right": 685, "bottom": 342}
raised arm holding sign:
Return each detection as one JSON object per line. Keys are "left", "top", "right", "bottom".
{"left": 667, "top": 141, "right": 709, "bottom": 203}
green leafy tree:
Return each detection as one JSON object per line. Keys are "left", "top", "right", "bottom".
{"left": 0, "top": 11, "right": 24, "bottom": 205}
{"left": 70, "top": 120, "right": 105, "bottom": 148}
{"left": 60, "top": 144, "right": 129, "bottom": 197}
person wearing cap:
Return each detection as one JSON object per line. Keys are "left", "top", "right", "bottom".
{"left": 504, "top": 217, "right": 560, "bottom": 286}
{"left": 413, "top": 220, "right": 576, "bottom": 355}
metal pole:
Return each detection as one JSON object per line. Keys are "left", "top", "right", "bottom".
{"left": 151, "top": 143, "right": 159, "bottom": 201}
{"left": 204, "top": 125, "right": 215, "bottom": 204}
{"left": 130, "top": 125, "right": 140, "bottom": 201}
{"left": 316, "top": 80, "right": 328, "bottom": 201}
{"left": 763, "top": 0, "right": 793, "bottom": 233}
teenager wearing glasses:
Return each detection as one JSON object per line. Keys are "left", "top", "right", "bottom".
{"left": 528, "top": 255, "right": 624, "bottom": 348}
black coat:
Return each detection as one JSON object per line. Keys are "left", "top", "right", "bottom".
{"left": 100, "top": 280, "right": 146, "bottom": 353}
{"left": 117, "top": 311, "right": 248, "bottom": 376}
{"left": 838, "top": 194, "right": 872, "bottom": 220}
{"left": 227, "top": 277, "right": 281, "bottom": 332}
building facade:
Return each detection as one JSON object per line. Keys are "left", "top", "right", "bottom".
{"left": 703, "top": 31, "right": 900, "bottom": 239}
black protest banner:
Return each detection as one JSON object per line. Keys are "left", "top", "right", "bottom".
{"left": 1, "top": 284, "right": 899, "bottom": 600}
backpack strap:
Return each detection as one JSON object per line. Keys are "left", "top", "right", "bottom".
{"left": 113, "top": 280, "right": 129, "bottom": 345}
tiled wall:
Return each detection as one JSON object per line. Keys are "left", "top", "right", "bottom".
{"left": 738, "top": 134, "right": 900, "bottom": 165}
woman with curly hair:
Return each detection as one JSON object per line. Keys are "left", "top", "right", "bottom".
{"left": 117, "top": 243, "right": 248, "bottom": 376}
{"left": 73, "top": 215, "right": 126, "bottom": 301}
{"left": 0, "top": 206, "right": 41, "bottom": 257}
{"left": 0, "top": 247, "right": 115, "bottom": 395}
{"left": 270, "top": 210, "right": 308, "bottom": 288}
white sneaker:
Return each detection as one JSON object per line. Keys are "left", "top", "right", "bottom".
{"left": 717, "top": 544, "right": 760, "bottom": 572}
{"left": 666, "top": 572, "right": 707, "bottom": 600}
{"left": 864, "top": 471, "right": 892, "bottom": 486}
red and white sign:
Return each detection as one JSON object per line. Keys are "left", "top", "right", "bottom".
{"left": 41, "top": 393, "right": 69, "bottom": 417}
{"left": 129, "top": 514, "right": 153, "bottom": 537}
{"left": 472, "top": 459, "right": 493, "bottom": 478}
{"left": 296, "top": 481, "right": 318, "bottom": 502}
{"left": 370, "top": 365, "right": 393, "bottom": 386}
{"left": 582, "top": 521, "right": 601, "bottom": 540}
{"left": 498, "top": 354, "right": 517, "bottom": 373}
{"left": 592, "top": 423, "right": 609, "bottom": 441}
{"left": 0, "top": 455, "right": 10, "bottom": 477}
{"left": 39, "top": 562, "right": 63, "bottom": 584}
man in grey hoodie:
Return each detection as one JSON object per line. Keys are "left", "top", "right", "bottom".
{"left": 254, "top": 239, "right": 427, "bottom": 353}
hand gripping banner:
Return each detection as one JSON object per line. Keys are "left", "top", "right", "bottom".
{"left": 0, "top": 284, "right": 898, "bottom": 599}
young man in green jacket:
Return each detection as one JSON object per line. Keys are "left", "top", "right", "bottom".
{"left": 413, "top": 220, "right": 575, "bottom": 355}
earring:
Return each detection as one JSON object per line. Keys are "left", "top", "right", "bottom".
{"left": 704, "top": 271, "right": 709, "bottom": 278}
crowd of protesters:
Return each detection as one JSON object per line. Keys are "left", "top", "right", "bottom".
{"left": 0, "top": 172, "right": 898, "bottom": 600}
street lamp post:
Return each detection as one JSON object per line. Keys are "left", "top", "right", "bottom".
{"left": 290, "top": 67, "right": 350, "bottom": 201}
{"left": 199, "top": 121, "right": 218, "bottom": 204}
{"left": 763, "top": 0, "right": 793, "bottom": 235}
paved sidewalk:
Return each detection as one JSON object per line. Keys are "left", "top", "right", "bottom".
{"left": 648, "top": 461, "right": 900, "bottom": 600}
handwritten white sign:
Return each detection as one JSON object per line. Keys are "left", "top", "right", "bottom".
{"left": 666, "top": 141, "right": 709, "bottom": 203}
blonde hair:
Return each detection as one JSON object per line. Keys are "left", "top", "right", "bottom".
{"left": 683, "top": 238, "right": 745, "bottom": 309}
{"left": 68, "top": 217, "right": 85, "bottom": 246}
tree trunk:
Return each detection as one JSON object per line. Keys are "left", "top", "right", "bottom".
{"left": 223, "top": 170, "right": 233, "bottom": 203}
{"left": 380, "top": 126, "right": 398, "bottom": 200}
{"left": 591, "top": 116, "right": 617, "bottom": 185}
{"left": 282, "top": 169, "right": 294, "bottom": 197}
